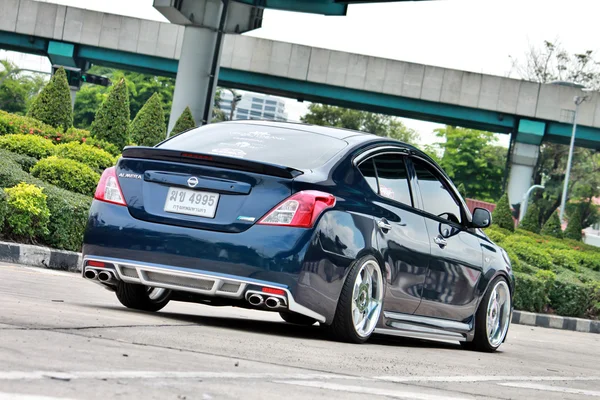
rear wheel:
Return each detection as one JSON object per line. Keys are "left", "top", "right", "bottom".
{"left": 279, "top": 312, "right": 317, "bottom": 326}
{"left": 463, "top": 276, "right": 511, "bottom": 352}
{"left": 116, "top": 281, "right": 171, "bottom": 312}
{"left": 327, "top": 255, "right": 384, "bottom": 343}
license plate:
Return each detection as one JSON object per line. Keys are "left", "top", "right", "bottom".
{"left": 164, "top": 187, "right": 219, "bottom": 218}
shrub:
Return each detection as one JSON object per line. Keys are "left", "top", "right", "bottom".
{"left": 0, "top": 189, "right": 7, "bottom": 232}
{"left": 2, "top": 183, "right": 50, "bottom": 240}
{"left": 130, "top": 93, "right": 166, "bottom": 147}
{"left": 0, "top": 149, "right": 37, "bottom": 172}
{"left": 0, "top": 134, "right": 55, "bottom": 159}
{"left": 503, "top": 239, "right": 552, "bottom": 270}
{"left": 0, "top": 156, "right": 91, "bottom": 251}
{"left": 91, "top": 78, "right": 130, "bottom": 150}
{"left": 492, "top": 193, "right": 514, "bottom": 232}
{"left": 541, "top": 210, "right": 563, "bottom": 239}
{"left": 519, "top": 203, "right": 540, "bottom": 234}
{"left": 0, "top": 110, "right": 60, "bottom": 137}
{"left": 31, "top": 156, "right": 100, "bottom": 196}
{"left": 548, "top": 249, "right": 580, "bottom": 272}
{"left": 54, "top": 142, "right": 115, "bottom": 171}
{"left": 548, "top": 275, "right": 593, "bottom": 317}
{"left": 27, "top": 67, "right": 73, "bottom": 131}
{"left": 513, "top": 272, "right": 548, "bottom": 313}
{"left": 170, "top": 106, "right": 196, "bottom": 136}
{"left": 564, "top": 206, "right": 583, "bottom": 241}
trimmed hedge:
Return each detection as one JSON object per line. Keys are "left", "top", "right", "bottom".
{"left": 170, "top": 106, "right": 196, "bottom": 136}
{"left": 54, "top": 142, "right": 116, "bottom": 171}
{"left": 31, "top": 156, "right": 100, "bottom": 196}
{"left": 91, "top": 78, "right": 130, "bottom": 150}
{"left": 130, "top": 92, "right": 166, "bottom": 147}
{"left": 0, "top": 149, "right": 37, "bottom": 172}
{"left": 0, "top": 155, "right": 91, "bottom": 251}
{"left": 492, "top": 193, "right": 514, "bottom": 231}
{"left": 3, "top": 182, "right": 50, "bottom": 240}
{"left": 0, "top": 134, "right": 55, "bottom": 159}
{"left": 26, "top": 67, "right": 73, "bottom": 131}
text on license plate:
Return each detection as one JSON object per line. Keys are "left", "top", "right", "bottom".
{"left": 164, "top": 187, "right": 219, "bottom": 218}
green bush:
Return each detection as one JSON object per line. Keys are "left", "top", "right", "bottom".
{"left": 0, "top": 134, "right": 55, "bottom": 159}
{"left": 549, "top": 275, "right": 593, "bottom": 317}
{"left": 492, "top": 193, "right": 514, "bottom": 232}
{"left": 0, "top": 149, "right": 37, "bottom": 172}
{"left": 564, "top": 206, "right": 583, "bottom": 241}
{"left": 2, "top": 183, "right": 50, "bottom": 240}
{"left": 541, "top": 210, "right": 563, "bottom": 238}
{"left": 548, "top": 249, "right": 580, "bottom": 272}
{"left": 130, "top": 93, "right": 166, "bottom": 147}
{"left": 0, "top": 189, "right": 7, "bottom": 233}
{"left": 0, "top": 156, "right": 91, "bottom": 251}
{"left": 170, "top": 106, "right": 196, "bottom": 136}
{"left": 54, "top": 142, "right": 115, "bottom": 171}
{"left": 0, "top": 110, "right": 60, "bottom": 137}
{"left": 520, "top": 203, "right": 540, "bottom": 234}
{"left": 31, "top": 156, "right": 99, "bottom": 196}
{"left": 503, "top": 239, "right": 553, "bottom": 270}
{"left": 27, "top": 67, "right": 73, "bottom": 131}
{"left": 513, "top": 272, "right": 548, "bottom": 313}
{"left": 91, "top": 78, "right": 130, "bottom": 150}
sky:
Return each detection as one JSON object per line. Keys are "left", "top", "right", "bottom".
{"left": 6, "top": 0, "right": 600, "bottom": 147}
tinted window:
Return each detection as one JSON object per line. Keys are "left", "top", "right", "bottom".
{"left": 413, "top": 159, "right": 461, "bottom": 222}
{"left": 358, "top": 159, "right": 378, "bottom": 193}
{"left": 373, "top": 154, "right": 412, "bottom": 206}
{"left": 266, "top": 100, "right": 277, "bottom": 105}
{"left": 252, "top": 98, "right": 264, "bottom": 103}
{"left": 160, "top": 124, "right": 347, "bottom": 170}
{"left": 251, "top": 104, "right": 262, "bottom": 110}
{"left": 265, "top": 106, "right": 276, "bottom": 112}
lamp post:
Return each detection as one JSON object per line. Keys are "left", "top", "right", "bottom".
{"left": 558, "top": 94, "right": 589, "bottom": 222}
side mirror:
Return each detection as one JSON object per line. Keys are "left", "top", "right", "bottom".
{"left": 472, "top": 207, "right": 492, "bottom": 228}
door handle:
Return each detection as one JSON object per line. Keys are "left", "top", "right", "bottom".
{"left": 433, "top": 235, "right": 447, "bottom": 248}
{"left": 377, "top": 219, "right": 393, "bottom": 231}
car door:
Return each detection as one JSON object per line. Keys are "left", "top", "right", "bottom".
{"left": 409, "top": 157, "right": 483, "bottom": 322}
{"left": 357, "top": 151, "right": 430, "bottom": 315}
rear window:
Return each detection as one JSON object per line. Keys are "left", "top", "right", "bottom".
{"left": 159, "top": 124, "right": 347, "bottom": 170}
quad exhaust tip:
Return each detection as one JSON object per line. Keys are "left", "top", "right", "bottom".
{"left": 97, "top": 270, "right": 114, "bottom": 283}
{"left": 84, "top": 269, "right": 98, "bottom": 280}
{"left": 265, "top": 297, "right": 281, "bottom": 309}
{"left": 248, "top": 294, "right": 264, "bottom": 306}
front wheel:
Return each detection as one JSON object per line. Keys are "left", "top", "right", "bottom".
{"left": 115, "top": 282, "right": 171, "bottom": 312}
{"left": 326, "top": 255, "right": 384, "bottom": 343}
{"left": 463, "top": 276, "right": 512, "bottom": 352}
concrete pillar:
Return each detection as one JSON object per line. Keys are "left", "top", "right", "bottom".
{"left": 69, "top": 87, "right": 78, "bottom": 110}
{"left": 168, "top": 25, "right": 222, "bottom": 134}
{"left": 506, "top": 142, "right": 540, "bottom": 206}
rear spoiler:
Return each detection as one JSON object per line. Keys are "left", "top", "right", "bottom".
{"left": 121, "top": 147, "right": 304, "bottom": 179}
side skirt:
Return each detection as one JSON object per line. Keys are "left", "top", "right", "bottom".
{"left": 374, "top": 311, "right": 474, "bottom": 342}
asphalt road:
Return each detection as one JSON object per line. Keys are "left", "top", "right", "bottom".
{"left": 0, "top": 262, "right": 599, "bottom": 400}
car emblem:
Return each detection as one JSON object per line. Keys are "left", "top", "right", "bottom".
{"left": 187, "top": 177, "right": 199, "bottom": 188}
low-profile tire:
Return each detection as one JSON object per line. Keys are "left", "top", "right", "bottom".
{"left": 326, "top": 255, "right": 384, "bottom": 344}
{"left": 279, "top": 312, "right": 317, "bottom": 326}
{"left": 463, "top": 276, "right": 512, "bottom": 352}
{"left": 115, "top": 281, "right": 171, "bottom": 312}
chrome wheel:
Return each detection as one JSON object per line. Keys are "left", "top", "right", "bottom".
{"left": 351, "top": 260, "right": 383, "bottom": 338}
{"left": 486, "top": 280, "right": 511, "bottom": 347}
{"left": 147, "top": 287, "right": 168, "bottom": 301}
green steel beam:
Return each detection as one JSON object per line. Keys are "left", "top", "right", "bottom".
{"left": 515, "top": 119, "right": 545, "bottom": 145}
{"left": 47, "top": 41, "right": 77, "bottom": 68}
{"left": 0, "top": 31, "right": 47, "bottom": 55}
{"left": 234, "top": 0, "right": 347, "bottom": 15}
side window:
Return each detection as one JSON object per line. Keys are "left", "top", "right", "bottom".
{"left": 358, "top": 153, "right": 412, "bottom": 206}
{"left": 412, "top": 159, "right": 462, "bottom": 222}
{"left": 358, "top": 159, "right": 379, "bottom": 193}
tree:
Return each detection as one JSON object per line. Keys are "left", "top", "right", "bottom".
{"left": 541, "top": 210, "right": 563, "bottom": 238}
{"left": 91, "top": 78, "right": 130, "bottom": 150}
{"left": 170, "top": 106, "right": 196, "bottom": 136}
{"left": 301, "top": 104, "right": 419, "bottom": 144}
{"left": 130, "top": 93, "right": 166, "bottom": 147}
{"left": 457, "top": 183, "right": 467, "bottom": 200}
{"left": 492, "top": 193, "right": 514, "bottom": 232}
{"left": 0, "top": 60, "right": 47, "bottom": 115}
{"left": 564, "top": 205, "right": 584, "bottom": 241}
{"left": 511, "top": 40, "right": 600, "bottom": 227}
{"left": 433, "top": 126, "right": 506, "bottom": 202}
{"left": 27, "top": 67, "right": 72, "bottom": 131}
{"left": 520, "top": 203, "right": 541, "bottom": 234}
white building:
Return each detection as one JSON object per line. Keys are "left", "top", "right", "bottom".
{"left": 219, "top": 91, "right": 288, "bottom": 122}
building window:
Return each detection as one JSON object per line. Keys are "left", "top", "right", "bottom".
{"left": 251, "top": 110, "right": 261, "bottom": 117}
{"left": 251, "top": 104, "right": 263, "bottom": 110}
{"left": 264, "top": 106, "right": 276, "bottom": 112}
{"left": 252, "top": 97, "right": 264, "bottom": 104}
{"left": 264, "top": 113, "right": 275, "bottom": 119}
{"left": 237, "top": 108, "right": 248, "bottom": 114}
{"left": 266, "top": 100, "right": 277, "bottom": 106}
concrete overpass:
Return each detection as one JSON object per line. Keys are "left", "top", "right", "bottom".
{"left": 1, "top": 0, "right": 599, "bottom": 206}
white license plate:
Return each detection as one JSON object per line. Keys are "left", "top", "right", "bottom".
{"left": 164, "top": 187, "right": 219, "bottom": 218}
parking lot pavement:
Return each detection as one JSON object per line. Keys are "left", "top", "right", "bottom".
{"left": 0, "top": 262, "right": 599, "bottom": 400}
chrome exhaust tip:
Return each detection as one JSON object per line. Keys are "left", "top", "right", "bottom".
{"left": 265, "top": 297, "right": 281, "bottom": 309}
{"left": 84, "top": 269, "right": 98, "bottom": 280}
{"left": 248, "top": 294, "right": 264, "bottom": 306}
{"left": 97, "top": 270, "right": 113, "bottom": 283}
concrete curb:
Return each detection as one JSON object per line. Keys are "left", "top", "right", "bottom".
{"left": 1, "top": 240, "right": 599, "bottom": 334}
{"left": 0, "top": 240, "right": 81, "bottom": 272}
{"left": 512, "top": 310, "right": 600, "bottom": 334}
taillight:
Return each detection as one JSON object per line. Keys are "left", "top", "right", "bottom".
{"left": 94, "top": 167, "right": 126, "bottom": 206}
{"left": 257, "top": 190, "right": 336, "bottom": 228}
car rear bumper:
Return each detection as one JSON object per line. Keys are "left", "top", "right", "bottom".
{"left": 82, "top": 200, "right": 347, "bottom": 323}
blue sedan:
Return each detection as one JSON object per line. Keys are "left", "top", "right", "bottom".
{"left": 82, "top": 120, "right": 514, "bottom": 352}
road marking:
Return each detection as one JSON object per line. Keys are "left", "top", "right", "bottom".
{"left": 274, "top": 380, "right": 471, "bottom": 400}
{"left": 375, "top": 375, "right": 600, "bottom": 383}
{"left": 498, "top": 382, "right": 600, "bottom": 397}
{"left": 0, "top": 393, "right": 74, "bottom": 400}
